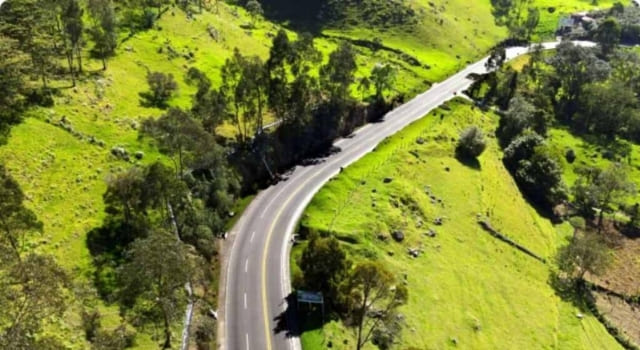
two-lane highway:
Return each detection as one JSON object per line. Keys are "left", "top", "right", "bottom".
{"left": 219, "top": 41, "right": 596, "bottom": 350}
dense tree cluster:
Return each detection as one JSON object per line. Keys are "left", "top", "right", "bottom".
{"left": 470, "top": 37, "right": 640, "bottom": 211}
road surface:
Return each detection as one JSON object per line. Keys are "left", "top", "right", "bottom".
{"left": 219, "top": 41, "right": 596, "bottom": 350}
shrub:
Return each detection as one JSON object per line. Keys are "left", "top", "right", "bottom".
{"left": 140, "top": 71, "right": 178, "bottom": 108}
{"left": 565, "top": 148, "right": 576, "bottom": 163}
{"left": 456, "top": 125, "right": 487, "bottom": 158}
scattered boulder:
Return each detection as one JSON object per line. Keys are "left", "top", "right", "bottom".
{"left": 434, "top": 217, "right": 443, "bottom": 225}
{"left": 377, "top": 233, "right": 389, "bottom": 242}
{"left": 134, "top": 151, "right": 144, "bottom": 160}
{"left": 391, "top": 230, "right": 405, "bottom": 242}
{"left": 426, "top": 229, "right": 437, "bottom": 237}
{"left": 416, "top": 137, "right": 425, "bottom": 145}
{"left": 383, "top": 177, "right": 393, "bottom": 184}
{"left": 408, "top": 248, "right": 420, "bottom": 258}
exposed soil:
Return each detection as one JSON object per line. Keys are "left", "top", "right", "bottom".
{"left": 594, "top": 291, "right": 640, "bottom": 346}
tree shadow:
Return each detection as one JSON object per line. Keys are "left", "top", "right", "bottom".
{"left": 273, "top": 292, "right": 329, "bottom": 339}
{"left": 454, "top": 151, "right": 481, "bottom": 171}
{"left": 273, "top": 292, "right": 302, "bottom": 338}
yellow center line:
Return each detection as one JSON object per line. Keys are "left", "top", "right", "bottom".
{"left": 260, "top": 144, "right": 365, "bottom": 349}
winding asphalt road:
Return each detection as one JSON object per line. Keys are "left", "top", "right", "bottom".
{"left": 219, "top": 40, "right": 596, "bottom": 350}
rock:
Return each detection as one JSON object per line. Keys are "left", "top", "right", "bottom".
{"left": 434, "top": 217, "right": 443, "bottom": 225}
{"left": 445, "top": 166, "right": 450, "bottom": 172}
{"left": 391, "top": 230, "right": 404, "bottom": 242}
{"left": 134, "top": 151, "right": 144, "bottom": 160}
{"left": 416, "top": 137, "right": 425, "bottom": 145}
{"left": 377, "top": 233, "right": 389, "bottom": 241}
{"left": 576, "top": 313, "right": 584, "bottom": 319}
{"left": 408, "top": 248, "right": 420, "bottom": 258}
{"left": 426, "top": 229, "right": 437, "bottom": 237}
{"left": 383, "top": 177, "right": 393, "bottom": 183}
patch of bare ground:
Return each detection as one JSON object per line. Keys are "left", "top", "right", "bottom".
{"left": 589, "top": 221, "right": 640, "bottom": 297}
{"left": 594, "top": 291, "right": 640, "bottom": 346}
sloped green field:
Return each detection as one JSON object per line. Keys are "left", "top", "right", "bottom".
{"left": 296, "top": 100, "right": 621, "bottom": 349}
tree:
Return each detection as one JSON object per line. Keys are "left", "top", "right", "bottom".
{"left": 140, "top": 71, "right": 178, "bottom": 108}
{"left": 490, "top": 0, "right": 535, "bottom": 39}
{"left": 0, "top": 0, "right": 57, "bottom": 88}
{"left": 498, "top": 95, "right": 548, "bottom": 145}
{"left": 595, "top": 17, "right": 621, "bottom": 56}
{"left": 0, "top": 254, "right": 69, "bottom": 349}
{"left": 299, "top": 234, "right": 350, "bottom": 304}
{"left": 62, "top": 0, "right": 84, "bottom": 84}
{"left": 576, "top": 81, "right": 637, "bottom": 138}
{"left": 141, "top": 108, "right": 212, "bottom": 175}
{"left": 370, "top": 64, "right": 396, "bottom": 100}
{"left": 456, "top": 125, "right": 487, "bottom": 159}
{"left": 342, "top": 262, "right": 408, "bottom": 350}
{"left": 556, "top": 232, "right": 611, "bottom": 283}
{"left": 246, "top": 0, "right": 263, "bottom": 27}
{"left": 513, "top": 145, "right": 567, "bottom": 207}
{"left": 548, "top": 42, "right": 611, "bottom": 118}
{"left": 320, "top": 42, "right": 357, "bottom": 104}
{"left": 572, "top": 164, "right": 635, "bottom": 230}
{"left": 358, "top": 76, "right": 371, "bottom": 101}
{"left": 0, "top": 36, "right": 28, "bottom": 145}
{"left": 118, "top": 231, "right": 191, "bottom": 349}
{"left": 88, "top": 0, "right": 118, "bottom": 70}
{"left": 0, "top": 164, "right": 43, "bottom": 260}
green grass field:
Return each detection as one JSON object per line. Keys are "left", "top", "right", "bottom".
{"left": 295, "top": 99, "right": 622, "bottom": 349}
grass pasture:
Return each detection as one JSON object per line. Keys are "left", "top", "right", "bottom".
{"left": 295, "top": 99, "right": 621, "bottom": 349}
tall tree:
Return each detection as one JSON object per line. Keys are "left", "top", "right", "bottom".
{"left": 141, "top": 108, "right": 212, "bottom": 176}
{"left": 572, "top": 164, "right": 636, "bottom": 230}
{"left": 118, "top": 230, "right": 191, "bottom": 349}
{"left": 556, "top": 232, "right": 611, "bottom": 283}
{"left": 370, "top": 64, "right": 396, "bottom": 100}
{"left": 88, "top": 0, "right": 118, "bottom": 70}
{"left": 321, "top": 42, "right": 357, "bottom": 104}
{"left": 0, "top": 0, "right": 57, "bottom": 87}
{"left": 595, "top": 17, "right": 621, "bottom": 56}
{"left": 62, "top": 0, "right": 84, "bottom": 84}
{"left": 0, "top": 254, "right": 69, "bottom": 349}
{"left": 0, "top": 36, "right": 28, "bottom": 145}
{"left": 299, "top": 234, "right": 350, "bottom": 304}
{"left": 342, "top": 262, "right": 408, "bottom": 350}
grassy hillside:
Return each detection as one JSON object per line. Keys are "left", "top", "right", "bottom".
{"left": 295, "top": 99, "right": 622, "bottom": 349}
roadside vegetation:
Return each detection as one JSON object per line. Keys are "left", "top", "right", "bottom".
{"left": 1, "top": 0, "right": 639, "bottom": 348}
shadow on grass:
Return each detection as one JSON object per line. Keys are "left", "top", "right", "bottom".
{"left": 454, "top": 151, "right": 482, "bottom": 170}
{"left": 273, "top": 292, "right": 330, "bottom": 339}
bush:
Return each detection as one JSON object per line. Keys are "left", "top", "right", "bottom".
{"left": 456, "top": 125, "right": 487, "bottom": 158}
{"left": 565, "top": 148, "right": 576, "bottom": 163}
{"left": 140, "top": 71, "right": 178, "bottom": 108}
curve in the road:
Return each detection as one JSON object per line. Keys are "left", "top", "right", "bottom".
{"left": 220, "top": 40, "right": 596, "bottom": 350}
